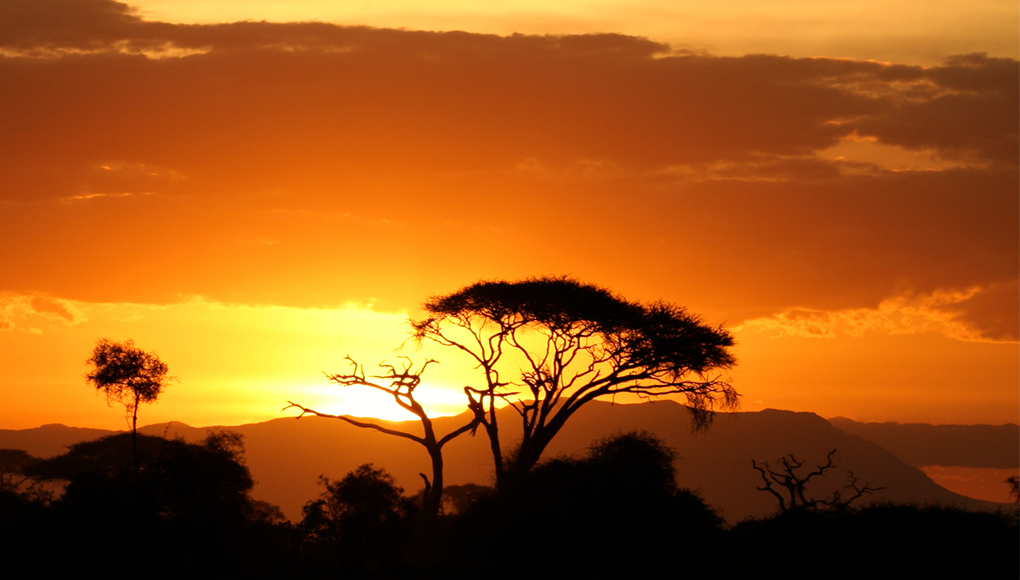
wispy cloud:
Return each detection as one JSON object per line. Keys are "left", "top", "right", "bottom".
{"left": 60, "top": 191, "right": 154, "bottom": 202}
{"left": 737, "top": 284, "right": 1018, "bottom": 343}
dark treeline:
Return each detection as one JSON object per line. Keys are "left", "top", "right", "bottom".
{"left": 1, "top": 430, "right": 1016, "bottom": 579}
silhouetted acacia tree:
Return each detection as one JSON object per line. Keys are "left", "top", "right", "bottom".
{"left": 285, "top": 357, "right": 478, "bottom": 534}
{"left": 410, "top": 276, "right": 737, "bottom": 486}
{"left": 85, "top": 338, "right": 174, "bottom": 478}
{"left": 752, "top": 449, "right": 885, "bottom": 513}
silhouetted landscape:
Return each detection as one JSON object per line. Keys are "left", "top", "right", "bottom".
{"left": 2, "top": 401, "right": 1017, "bottom": 577}
{"left": 5, "top": 402, "right": 1015, "bottom": 519}
{"left": 2, "top": 280, "right": 1017, "bottom": 577}
{"left": 3, "top": 2, "right": 1018, "bottom": 577}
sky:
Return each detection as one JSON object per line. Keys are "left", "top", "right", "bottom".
{"left": 0, "top": 0, "right": 1017, "bottom": 431}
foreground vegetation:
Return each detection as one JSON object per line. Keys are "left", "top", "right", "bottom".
{"left": 1, "top": 430, "right": 1015, "bottom": 579}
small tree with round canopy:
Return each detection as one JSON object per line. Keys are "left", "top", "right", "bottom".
{"left": 85, "top": 338, "right": 174, "bottom": 478}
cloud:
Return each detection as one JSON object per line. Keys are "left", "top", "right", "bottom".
{"left": 737, "top": 284, "right": 1018, "bottom": 343}
{"left": 1, "top": 5, "right": 1013, "bottom": 182}
{"left": 940, "top": 280, "right": 1020, "bottom": 342}
{"left": 0, "top": 0, "right": 142, "bottom": 54}
{"left": 850, "top": 54, "right": 1019, "bottom": 166}
{"left": 60, "top": 191, "right": 154, "bottom": 202}
{"left": 0, "top": 1, "right": 1013, "bottom": 334}
{"left": 0, "top": 294, "right": 88, "bottom": 330}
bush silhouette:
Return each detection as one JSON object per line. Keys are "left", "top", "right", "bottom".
{"left": 23, "top": 431, "right": 290, "bottom": 576}
{"left": 299, "top": 463, "right": 417, "bottom": 574}
{"left": 454, "top": 432, "right": 724, "bottom": 576}
{"left": 729, "top": 503, "right": 1019, "bottom": 578}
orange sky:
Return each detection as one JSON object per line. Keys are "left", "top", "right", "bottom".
{"left": 0, "top": 0, "right": 1016, "bottom": 431}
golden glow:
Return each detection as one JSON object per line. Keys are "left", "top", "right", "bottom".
{"left": 0, "top": 298, "right": 480, "bottom": 430}
{"left": 2, "top": 292, "right": 1015, "bottom": 429}
{"left": 295, "top": 380, "right": 472, "bottom": 421}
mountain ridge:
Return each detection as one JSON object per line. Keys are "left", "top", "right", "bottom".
{"left": 1, "top": 402, "right": 1010, "bottom": 522}
{"left": 827, "top": 416, "right": 1019, "bottom": 468}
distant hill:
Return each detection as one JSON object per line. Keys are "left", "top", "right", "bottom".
{"left": 0, "top": 402, "right": 1007, "bottom": 523}
{"left": 0, "top": 424, "right": 114, "bottom": 457}
{"left": 827, "top": 417, "right": 1019, "bottom": 468}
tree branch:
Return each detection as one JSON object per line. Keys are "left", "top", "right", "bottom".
{"left": 282, "top": 402, "right": 426, "bottom": 445}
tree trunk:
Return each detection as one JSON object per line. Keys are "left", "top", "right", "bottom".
{"left": 486, "top": 421, "right": 505, "bottom": 488}
{"left": 504, "top": 405, "right": 580, "bottom": 484}
{"left": 131, "top": 391, "right": 140, "bottom": 480}
{"left": 423, "top": 448, "right": 444, "bottom": 533}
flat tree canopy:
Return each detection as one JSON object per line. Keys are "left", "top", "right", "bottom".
{"left": 411, "top": 276, "right": 737, "bottom": 484}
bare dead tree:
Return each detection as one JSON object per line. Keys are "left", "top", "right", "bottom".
{"left": 752, "top": 449, "right": 885, "bottom": 513}
{"left": 284, "top": 356, "right": 479, "bottom": 535}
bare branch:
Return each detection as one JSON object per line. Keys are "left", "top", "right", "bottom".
{"left": 752, "top": 449, "right": 884, "bottom": 514}
{"left": 753, "top": 459, "right": 789, "bottom": 512}
{"left": 286, "top": 355, "right": 481, "bottom": 535}
{"left": 841, "top": 471, "right": 887, "bottom": 507}
{"left": 282, "top": 401, "right": 425, "bottom": 445}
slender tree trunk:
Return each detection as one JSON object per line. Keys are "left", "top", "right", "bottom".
{"left": 131, "top": 391, "right": 140, "bottom": 480}
{"left": 423, "top": 447, "right": 443, "bottom": 535}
